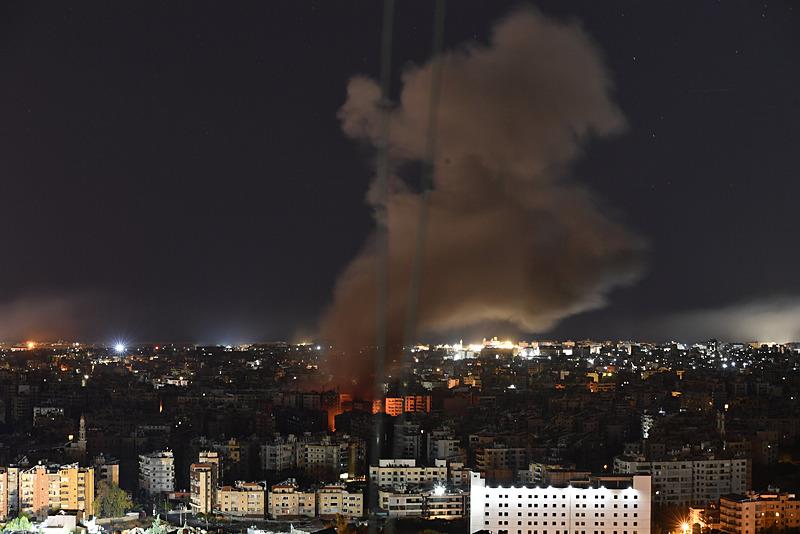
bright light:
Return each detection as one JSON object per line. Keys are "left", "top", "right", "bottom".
{"left": 114, "top": 343, "right": 126, "bottom": 354}
{"left": 26, "top": 341, "right": 36, "bottom": 350}
{"left": 432, "top": 483, "right": 446, "bottom": 496}
{"left": 681, "top": 522, "right": 690, "bottom": 533}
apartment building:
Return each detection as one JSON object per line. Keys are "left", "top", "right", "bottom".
{"left": 369, "top": 459, "right": 448, "bottom": 489}
{"left": 614, "top": 455, "right": 749, "bottom": 506}
{"left": 217, "top": 482, "right": 266, "bottom": 518}
{"left": 16, "top": 464, "right": 94, "bottom": 520}
{"left": 476, "top": 446, "right": 529, "bottom": 473}
{"left": 139, "top": 451, "right": 175, "bottom": 495}
{"left": 393, "top": 421, "right": 424, "bottom": 460}
{"left": 469, "top": 472, "right": 652, "bottom": 534}
{"left": 316, "top": 484, "right": 363, "bottom": 519}
{"left": 371, "top": 395, "right": 431, "bottom": 416}
{"left": 260, "top": 434, "right": 363, "bottom": 476}
{"left": 377, "top": 485, "right": 466, "bottom": 519}
{"left": 267, "top": 479, "right": 315, "bottom": 519}
{"left": 0, "top": 467, "right": 20, "bottom": 519}
{"left": 92, "top": 454, "right": 120, "bottom": 486}
{"left": 190, "top": 463, "right": 216, "bottom": 514}
{"left": 523, "top": 464, "right": 591, "bottom": 486}
{"left": 720, "top": 492, "right": 800, "bottom": 534}
{"left": 261, "top": 435, "right": 298, "bottom": 471}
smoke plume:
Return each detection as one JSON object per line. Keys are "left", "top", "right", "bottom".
{"left": 321, "top": 8, "right": 646, "bottom": 390}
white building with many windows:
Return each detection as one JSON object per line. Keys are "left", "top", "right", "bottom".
{"left": 469, "top": 472, "right": 652, "bottom": 534}
{"left": 138, "top": 450, "right": 175, "bottom": 495}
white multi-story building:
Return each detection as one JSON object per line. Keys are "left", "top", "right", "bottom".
{"left": 469, "top": 472, "right": 652, "bottom": 534}
{"left": 613, "top": 456, "right": 749, "bottom": 506}
{"left": 138, "top": 450, "right": 175, "bottom": 495}
{"left": 369, "top": 459, "right": 447, "bottom": 489}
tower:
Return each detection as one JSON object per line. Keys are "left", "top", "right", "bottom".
{"left": 66, "top": 415, "right": 87, "bottom": 461}
{"left": 79, "top": 414, "right": 86, "bottom": 445}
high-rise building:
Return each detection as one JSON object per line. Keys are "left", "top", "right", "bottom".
{"left": 469, "top": 472, "right": 652, "bottom": 534}
{"left": 138, "top": 451, "right": 175, "bottom": 495}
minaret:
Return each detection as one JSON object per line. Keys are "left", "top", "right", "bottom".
{"left": 79, "top": 414, "right": 87, "bottom": 445}
{"left": 66, "top": 414, "right": 87, "bottom": 461}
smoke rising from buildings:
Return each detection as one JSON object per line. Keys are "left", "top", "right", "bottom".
{"left": 320, "top": 8, "right": 646, "bottom": 390}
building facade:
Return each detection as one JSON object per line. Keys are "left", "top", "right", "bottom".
{"left": 217, "top": 482, "right": 266, "bottom": 518}
{"left": 720, "top": 492, "right": 800, "bottom": 534}
{"left": 267, "top": 480, "right": 315, "bottom": 519}
{"left": 369, "top": 459, "right": 448, "bottom": 489}
{"left": 15, "top": 464, "right": 94, "bottom": 520}
{"left": 139, "top": 451, "right": 175, "bottom": 495}
{"left": 469, "top": 472, "right": 652, "bottom": 534}
{"left": 190, "top": 463, "right": 215, "bottom": 514}
{"left": 614, "top": 456, "right": 749, "bottom": 506}
{"left": 316, "top": 484, "right": 363, "bottom": 519}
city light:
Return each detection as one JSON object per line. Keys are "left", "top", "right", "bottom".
{"left": 26, "top": 341, "right": 36, "bottom": 350}
{"left": 114, "top": 343, "right": 126, "bottom": 354}
{"left": 433, "top": 483, "right": 446, "bottom": 496}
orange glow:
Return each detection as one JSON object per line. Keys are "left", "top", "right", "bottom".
{"left": 327, "top": 406, "right": 343, "bottom": 432}
{"left": 26, "top": 341, "right": 36, "bottom": 350}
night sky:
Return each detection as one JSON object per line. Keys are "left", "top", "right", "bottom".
{"left": 1, "top": 1, "right": 799, "bottom": 344}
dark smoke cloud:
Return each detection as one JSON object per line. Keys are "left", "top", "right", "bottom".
{"left": 321, "top": 8, "right": 646, "bottom": 389}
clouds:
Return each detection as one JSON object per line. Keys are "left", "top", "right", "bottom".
{"left": 321, "top": 7, "right": 646, "bottom": 390}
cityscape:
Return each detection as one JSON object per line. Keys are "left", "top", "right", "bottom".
{"left": 0, "top": 338, "right": 797, "bottom": 533}
{"left": 2, "top": 1, "right": 799, "bottom": 534}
